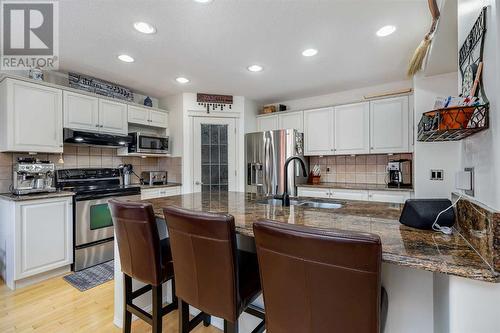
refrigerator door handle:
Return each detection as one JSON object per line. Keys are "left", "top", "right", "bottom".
{"left": 264, "top": 138, "right": 269, "bottom": 195}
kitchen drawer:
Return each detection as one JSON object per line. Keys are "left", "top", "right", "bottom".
{"left": 141, "top": 186, "right": 181, "bottom": 200}
{"left": 297, "top": 187, "right": 330, "bottom": 198}
{"left": 368, "top": 190, "right": 411, "bottom": 204}
{"left": 330, "top": 189, "right": 369, "bottom": 201}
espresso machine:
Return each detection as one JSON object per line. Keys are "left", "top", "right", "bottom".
{"left": 387, "top": 159, "right": 412, "bottom": 188}
{"left": 11, "top": 158, "right": 57, "bottom": 195}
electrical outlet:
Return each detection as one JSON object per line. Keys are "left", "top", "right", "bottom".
{"left": 430, "top": 169, "right": 444, "bottom": 181}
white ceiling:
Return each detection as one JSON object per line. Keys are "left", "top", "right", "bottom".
{"left": 58, "top": 0, "right": 430, "bottom": 103}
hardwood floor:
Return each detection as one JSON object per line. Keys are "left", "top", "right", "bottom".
{"left": 0, "top": 276, "right": 221, "bottom": 333}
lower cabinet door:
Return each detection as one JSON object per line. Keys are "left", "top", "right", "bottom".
{"left": 368, "top": 190, "right": 411, "bottom": 204}
{"left": 16, "top": 198, "right": 73, "bottom": 279}
{"left": 330, "top": 189, "right": 369, "bottom": 201}
{"left": 297, "top": 187, "right": 330, "bottom": 198}
{"left": 141, "top": 186, "right": 181, "bottom": 200}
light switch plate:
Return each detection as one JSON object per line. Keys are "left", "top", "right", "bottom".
{"left": 456, "top": 171, "right": 472, "bottom": 190}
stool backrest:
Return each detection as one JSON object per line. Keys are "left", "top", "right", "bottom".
{"left": 109, "top": 200, "right": 163, "bottom": 285}
{"left": 253, "top": 219, "right": 382, "bottom": 333}
{"left": 163, "top": 206, "right": 239, "bottom": 322}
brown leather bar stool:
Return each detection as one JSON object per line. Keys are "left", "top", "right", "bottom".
{"left": 109, "top": 200, "right": 177, "bottom": 333}
{"left": 163, "top": 206, "right": 265, "bottom": 333}
{"left": 253, "top": 219, "right": 388, "bottom": 333}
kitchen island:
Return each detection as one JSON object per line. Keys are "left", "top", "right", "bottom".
{"left": 114, "top": 192, "right": 500, "bottom": 333}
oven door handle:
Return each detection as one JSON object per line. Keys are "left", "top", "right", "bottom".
{"left": 75, "top": 191, "right": 141, "bottom": 201}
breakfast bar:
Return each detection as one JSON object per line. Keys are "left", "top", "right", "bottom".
{"left": 113, "top": 192, "right": 500, "bottom": 333}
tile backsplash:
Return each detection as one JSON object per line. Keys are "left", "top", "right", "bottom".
{"left": 0, "top": 145, "right": 182, "bottom": 193}
{"left": 309, "top": 153, "right": 413, "bottom": 185}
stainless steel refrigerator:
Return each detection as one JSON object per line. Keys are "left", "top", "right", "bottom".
{"left": 245, "top": 129, "right": 307, "bottom": 196}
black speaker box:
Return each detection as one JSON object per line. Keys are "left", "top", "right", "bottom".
{"left": 399, "top": 199, "right": 455, "bottom": 230}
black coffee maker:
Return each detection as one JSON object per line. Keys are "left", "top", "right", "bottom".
{"left": 387, "top": 159, "right": 412, "bottom": 188}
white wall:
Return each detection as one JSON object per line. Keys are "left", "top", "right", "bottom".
{"left": 269, "top": 80, "right": 412, "bottom": 111}
{"left": 413, "top": 72, "right": 461, "bottom": 198}
{"left": 458, "top": 0, "right": 499, "bottom": 210}
{"left": 159, "top": 93, "right": 257, "bottom": 193}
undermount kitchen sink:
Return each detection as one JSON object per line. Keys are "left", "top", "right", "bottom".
{"left": 255, "top": 198, "right": 343, "bottom": 209}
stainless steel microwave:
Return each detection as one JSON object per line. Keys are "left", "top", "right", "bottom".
{"left": 128, "top": 132, "right": 170, "bottom": 155}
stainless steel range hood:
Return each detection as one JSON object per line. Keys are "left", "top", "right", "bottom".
{"left": 63, "top": 129, "right": 131, "bottom": 148}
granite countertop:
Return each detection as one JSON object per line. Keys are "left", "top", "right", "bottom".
{"left": 299, "top": 182, "right": 414, "bottom": 192}
{"left": 142, "top": 191, "right": 498, "bottom": 282}
{"left": 0, "top": 191, "right": 75, "bottom": 201}
{"left": 135, "top": 182, "right": 182, "bottom": 189}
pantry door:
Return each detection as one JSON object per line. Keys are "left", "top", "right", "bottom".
{"left": 193, "top": 117, "right": 237, "bottom": 193}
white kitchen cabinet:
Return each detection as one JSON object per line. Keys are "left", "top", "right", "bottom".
{"left": 368, "top": 190, "right": 411, "bottom": 204}
{"left": 0, "top": 78, "right": 63, "bottom": 153}
{"left": 0, "top": 196, "right": 73, "bottom": 290}
{"left": 330, "top": 189, "right": 369, "bottom": 201}
{"left": 278, "top": 111, "right": 303, "bottom": 132}
{"left": 150, "top": 110, "right": 168, "bottom": 128}
{"left": 63, "top": 91, "right": 99, "bottom": 131}
{"left": 297, "top": 186, "right": 412, "bottom": 204}
{"left": 334, "top": 102, "right": 369, "bottom": 155}
{"left": 257, "top": 114, "right": 279, "bottom": 132}
{"left": 128, "top": 105, "right": 168, "bottom": 129}
{"left": 370, "top": 96, "right": 410, "bottom": 153}
{"left": 99, "top": 99, "right": 128, "bottom": 135}
{"left": 141, "top": 186, "right": 181, "bottom": 200}
{"left": 303, "top": 107, "right": 334, "bottom": 156}
{"left": 127, "top": 105, "right": 150, "bottom": 126}
{"left": 297, "top": 187, "right": 330, "bottom": 198}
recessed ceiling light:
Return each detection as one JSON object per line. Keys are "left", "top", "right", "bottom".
{"left": 133, "top": 22, "right": 156, "bottom": 34}
{"left": 176, "top": 77, "right": 190, "bottom": 84}
{"left": 302, "top": 48, "right": 318, "bottom": 57}
{"left": 118, "top": 54, "right": 135, "bottom": 63}
{"left": 247, "top": 65, "right": 263, "bottom": 72}
{"left": 376, "top": 25, "right": 396, "bottom": 37}
{"left": 194, "top": 0, "right": 213, "bottom": 3}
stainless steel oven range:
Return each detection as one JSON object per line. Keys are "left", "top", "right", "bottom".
{"left": 56, "top": 168, "right": 141, "bottom": 271}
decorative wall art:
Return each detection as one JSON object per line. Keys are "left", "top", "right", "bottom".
{"left": 68, "top": 72, "right": 134, "bottom": 101}
{"left": 197, "top": 93, "right": 233, "bottom": 113}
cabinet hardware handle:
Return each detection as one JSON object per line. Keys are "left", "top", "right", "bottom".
{"left": 95, "top": 124, "right": 99, "bottom": 127}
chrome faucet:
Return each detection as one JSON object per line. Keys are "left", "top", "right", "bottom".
{"left": 281, "top": 156, "right": 308, "bottom": 206}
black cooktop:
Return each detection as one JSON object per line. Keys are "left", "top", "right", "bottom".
{"left": 56, "top": 168, "right": 140, "bottom": 198}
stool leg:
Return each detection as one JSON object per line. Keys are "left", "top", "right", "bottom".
{"left": 224, "top": 320, "right": 238, "bottom": 333}
{"left": 171, "top": 278, "right": 178, "bottom": 306}
{"left": 203, "top": 313, "right": 211, "bottom": 327}
{"left": 179, "top": 299, "right": 190, "bottom": 333}
{"left": 123, "top": 274, "right": 132, "bottom": 333}
{"left": 152, "top": 284, "right": 162, "bottom": 333}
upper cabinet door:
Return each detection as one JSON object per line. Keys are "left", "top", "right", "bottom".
{"left": 278, "top": 111, "right": 304, "bottom": 132}
{"left": 127, "top": 105, "right": 150, "bottom": 126}
{"left": 98, "top": 99, "right": 128, "bottom": 135}
{"left": 370, "top": 96, "right": 409, "bottom": 153}
{"left": 2, "top": 79, "right": 63, "bottom": 153}
{"left": 303, "top": 107, "right": 334, "bottom": 156}
{"left": 149, "top": 110, "right": 168, "bottom": 128}
{"left": 334, "top": 102, "right": 369, "bottom": 155}
{"left": 257, "top": 114, "right": 279, "bottom": 132}
{"left": 63, "top": 91, "right": 99, "bottom": 131}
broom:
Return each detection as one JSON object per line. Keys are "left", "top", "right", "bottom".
{"left": 407, "top": 0, "right": 440, "bottom": 76}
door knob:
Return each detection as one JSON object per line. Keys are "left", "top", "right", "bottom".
{"left": 195, "top": 181, "right": 202, "bottom": 185}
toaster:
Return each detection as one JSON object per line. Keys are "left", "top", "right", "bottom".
{"left": 141, "top": 171, "right": 168, "bottom": 185}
